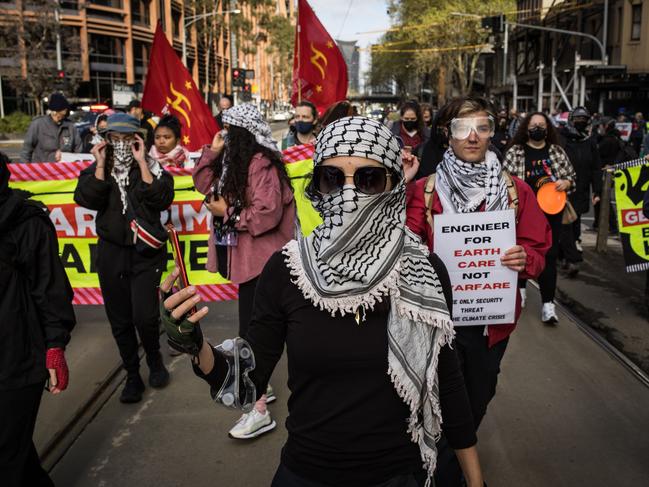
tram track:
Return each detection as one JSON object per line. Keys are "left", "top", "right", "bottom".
{"left": 43, "top": 286, "right": 649, "bottom": 475}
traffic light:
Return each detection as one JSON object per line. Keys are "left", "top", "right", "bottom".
{"left": 232, "top": 68, "right": 244, "bottom": 88}
{"left": 241, "top": 83, "right": 252, "bottom": 101}
{"left": 481, "top": 15, "right": 505, "bottom": 34}
{"left": 54, "top": 70, "right": 67, "bottom": 90}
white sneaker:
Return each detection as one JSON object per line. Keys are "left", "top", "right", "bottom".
{"left": 228, "top": 409, "right": 276, "bottom": 439}
{"left": 519, "top": 288, "right": 527, "bottom": 308}
{"left": 541, "top": 302, "right": 558, "bottom": 324}
{"left": 265, "top": 384, "right": 276, "bottom": 404}
{"left": 575, "top": 239, "right": 583, "bottom": 253}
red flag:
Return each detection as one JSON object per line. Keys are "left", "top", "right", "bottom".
{"left": 142, "top": 24, "right": 218, "bottom": 151}
{"left": 291, "top": 0, "right": 348, "bottom": 114}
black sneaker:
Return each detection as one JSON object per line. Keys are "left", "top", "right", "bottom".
{"left": 149, "top": 360, "right": 170, "bottom": 389}
{"left": 120, "top": 373, "right": 145, "bottom": 403}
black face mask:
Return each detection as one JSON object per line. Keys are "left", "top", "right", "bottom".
{"left": 295, "top": 121, "right": 314, "bottom": 135}
{"left": 402, "top": 120, "right": 418, "bottom": 132}
{"left": 528, "top": 127, "right": 547, "bottom": 141}
{"left": 573, "top": 121, "right": 589, "bottom": 132}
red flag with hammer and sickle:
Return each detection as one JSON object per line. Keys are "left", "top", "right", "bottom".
{"left": 142, "top": 23, "right": 218, "bottom": 151}
{"left": 291, "top": 0, "right": 348, "bottom": 114}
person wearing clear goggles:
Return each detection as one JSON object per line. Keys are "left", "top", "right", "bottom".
{"left": 448, "top": 116, "right": 496, "bottom": 142}
{"left": 405, "top": 97, "right": 551, "bottom": 487}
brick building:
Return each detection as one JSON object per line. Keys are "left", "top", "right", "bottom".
{"left": 0, "top": 0, "right": 294, "bottom": 113}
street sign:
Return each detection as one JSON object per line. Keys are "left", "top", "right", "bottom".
{"left": 112, "top": 83, "right": 136, "bottom": 107}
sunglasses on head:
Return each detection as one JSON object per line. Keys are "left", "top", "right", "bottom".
{"left": 312, "top": 165, "right": 398, "bottom": 196}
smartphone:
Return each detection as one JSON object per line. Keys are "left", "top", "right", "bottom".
{"left": 166, "top": 223, "right": 196, "bottom": 314}
{"left": 402, "top": 145, "right": 413, "bottom": 155}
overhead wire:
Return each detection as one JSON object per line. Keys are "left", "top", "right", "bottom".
{"left": 337, "top": 0, "right": 354, "bottom": 39}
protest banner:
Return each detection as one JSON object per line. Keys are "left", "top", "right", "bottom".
{"left": 612, "top": 158, "right": 649, "bottom": 272}
{"left": 434, "top": 209, "right": 517, "bottom": 326}
{"left": 8, "top": 161, "right": 237, "bottom": 304}
{"left": 282, "top": 143, "right": 322, "bottom": 236}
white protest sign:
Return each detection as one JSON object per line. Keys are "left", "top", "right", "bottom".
{"left": 60, "top": 152, "right": 94, "bottom": 162}
{"left": 434, "top": 209, "right": 517, "bottom": 326}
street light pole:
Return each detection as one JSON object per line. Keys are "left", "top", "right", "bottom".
{"left": 182, "top": 8, "right": 241, "bottom": 67}
{"left": 55, "top": 0, "right": 63, "bottom": 71}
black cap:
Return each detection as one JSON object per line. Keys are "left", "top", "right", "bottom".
{"left": 48, "top": 92, "right": 69, "bottom": 111}
{"left": 570, "top": 106, "right": 591, "bottom": 120}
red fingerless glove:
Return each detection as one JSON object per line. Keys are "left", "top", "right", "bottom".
{"left": 46, "top": 348, "right": 69, "bottom": 391}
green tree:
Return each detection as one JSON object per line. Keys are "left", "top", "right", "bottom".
{"left": 372, "top": 0, "right": 513, "bottom": 99}
{"left": 0, "top": 0, "right": 82, "bottom": 114}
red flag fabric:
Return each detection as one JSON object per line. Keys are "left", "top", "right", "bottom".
{"left": 142, "top": 24, "right": 218, "bottom": 151}
{"left": 291, "top": 0, "right": 348, "bottom": 114}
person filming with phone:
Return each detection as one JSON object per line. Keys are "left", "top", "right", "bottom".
{"left": 74, "top": 113, "right": 174, "bottom": 404}
{"left": 192, "top": 104, "right": 296, "bottom": 440}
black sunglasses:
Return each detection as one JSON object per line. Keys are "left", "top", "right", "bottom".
{"left": 312, "top": 165, "right": 398, "bottom": 196}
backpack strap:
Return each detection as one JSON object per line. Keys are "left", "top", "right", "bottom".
{"left": 423, "top": 173, "right": 436, "bottom": 233}
{"left": 503, "top": 171, "right": 520, "bottom": 222}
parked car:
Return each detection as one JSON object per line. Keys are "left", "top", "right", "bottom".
{"left": 272, "top": 111, "right": 292, "bottom": 122}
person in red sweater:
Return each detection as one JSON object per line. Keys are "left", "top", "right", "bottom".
{"left": 405, "top": 97, "right": 551, "bottom": 487}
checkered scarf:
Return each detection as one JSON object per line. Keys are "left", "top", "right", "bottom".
{"left": 283, "top": 117, "right": 454, "bottom": 483}
{"left": 221, "top": 104, "right": 279, "bottom": 153}
{"left": 436, "top": 148, "right": 509, "bottom": 213}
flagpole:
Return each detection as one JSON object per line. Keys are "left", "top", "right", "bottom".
{"left": 297, "top": 2, "right": 301, "bottom": 104}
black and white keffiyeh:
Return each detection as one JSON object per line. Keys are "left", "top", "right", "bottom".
{"left": 221, "top": 104, "right": 279, "bottom": 152}
{"left": 436, "top": 148, "right": 509, "bottom": 213}
{"left": 109, "top": 139, "right": 162, "bottom": 214}
{"left": 282, "top": 116, "right": 454, "bottom": 482}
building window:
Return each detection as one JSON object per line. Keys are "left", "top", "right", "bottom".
{"left": 158, "top": 0, "right": 166, "bottom": 31}
{"left": 616, "top": 6, "right": 622, "bottom": 44}
{"left": 89, "top": 34, "right": 124, "bottom": 65}
{"left": 172, "top": 8, "right": 182, "bottom": 38}
{"left": 631, "top": 4, "right": 642, "bottom": 41}
{"left": 131, "top": 0, "right": 150, "bottom": 25}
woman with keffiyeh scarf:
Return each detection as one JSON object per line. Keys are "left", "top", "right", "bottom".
{"left": 74, "top": 113, "right": 175, "bottom": 405}
{"left": 192, "top": 104, "right": 296, "bottom": 441}
{"left": 164, "top": 116, "right": 485, "bottom": 487}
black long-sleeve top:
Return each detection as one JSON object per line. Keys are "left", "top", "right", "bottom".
{"left": 0, "top": 194, "right": 76, "bottom": 390}
{"left": 195, "top": 251, "right": 476, "bottom": 486}
{"left": 74, "top": 162, "right": 174, "bottom": 246}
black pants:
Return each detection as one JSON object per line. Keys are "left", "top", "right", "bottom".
{"left": 238, "top": 277, "right": 259, "bottom": 337}
{"left": 0, "top": 382, "right": 54, "bottom": 487}
{"left": 538, "top": 213, "right": 562, "bottom": 303}
{"left": 271, "top": 463, "right": 426, "bottom": 487}
{"left": 97, "top": 239, "right": 165, "bottom": 375}
{"left": 559, "top": 219, "right": 582, "bottom": 264}
{"left": 435, "top": 327, "right": 509, "bottom": 487}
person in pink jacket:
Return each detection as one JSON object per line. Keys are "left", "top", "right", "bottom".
{"left": 192, "top": 104, "right": 296, "bottom": 440}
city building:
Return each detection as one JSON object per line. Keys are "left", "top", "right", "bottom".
{"left": 484, "top": 0, "right": 649, "bottom": 115}
{"left": 336, "top": 39, "right": 360, "bottom": 95}
{"left": 0, "top": 0, "right": 294, "bottom": 114}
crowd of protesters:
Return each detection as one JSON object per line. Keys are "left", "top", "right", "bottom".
{"left": 3, "top": 89, "right": 649, "bottom": 487}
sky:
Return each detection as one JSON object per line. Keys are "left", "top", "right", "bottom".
{"left": 308, "top": 0, "right": 392, "bottom": 89}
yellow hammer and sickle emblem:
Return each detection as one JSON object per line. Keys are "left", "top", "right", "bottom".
{"left": 310, "top": 42, "right": 328, "bottom": 80}
{"left": 165, "top": 83, "right": 192, "bottom": 128}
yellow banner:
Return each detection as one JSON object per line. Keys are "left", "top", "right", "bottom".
{"left": 9, "top": 170, "right": 229, "bottom": 295}
{"left": 613, "top": 159, "right": 649, "bottom": 272}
